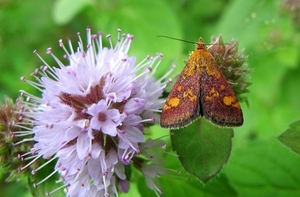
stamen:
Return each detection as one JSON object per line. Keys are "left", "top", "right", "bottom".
{"left": 148, "top": 178, "right": 163, "bottom": 197}
{"left": 12, "top": 138, "right": 33, "bottom": 146}
{"left": 121, "top": 148, "right": 137, "bottom": 164}
{"left": 59, "top": 39, "right": 72, "bottom": 60}
{"left": 148, "top": 85, "right": 166, "bottom": 97}
{"left": 114, "top": 29, "right": 122, "bottom": 50}
{"left": 86, "top": 26, "right": 92, "bottom": 46}
{"left": 77, "top": 32, "right": 84, "bottom": 52}
{"left": 91, "top": 34, "right": 99, "bottom": 61}
{"left": 33, "top": 169, "right": 58, "bottom": 187}
{"left": 157, "top": 64, "right": 176, "bottom": 83}
{"left": 95, "top": 31, "right": 103, "bottom": 52}
{"left": 102, "top": 170, "right": 109, "bottom": 196}
{"left": 140, "top": 117, "right": 155, "bottom": 123}
{"left": 39, "top": 65, "right": 59, "bottom": 82}
{"left": 117, "top": 28, "right": 122, "bottom": 42}
{"left": 111, "top": 180, "right": 119, "bottom": 197}
{"left": 33, "top": 50, "right": 57, "bottom": 77}
{"left": 18, "top": 151, "right": 33, "bottom": 159}
{"left": 12, "top": 122, "right": 34, "bottom": 132}
{"left": 31, "top": 156, "right": 57, "bottom": 174}
{"left": 119, "top": 34, "right": 133, "bottom": 53}
{"left": 67, "top": 37, "right": 75, "bottom": 54}
{"left": 106, "top": 34, "right": 113, "bottom": 49}
{"left": 134, "top": 55, "right": 151, "bottom": 71}
{"left": 19, "top": 154, "right": 42, "bottom": 171}
{"left": 148, "top": 53, "right": 163, "bottom": 75}
{"left": 12, "top": 130, "right": 33, "bottom": 137}
{"left": 20, "top": 77, "right": 44, "bottom": 92}
{"left": 124, "top": 68, "right": 151, "bottom": 88}
{"left": 48, "top": 52, "right": 68, "bottom": 69}
{"left": 19, "top": 90, "right": 43, "bottom": 105}
{"left": 46, "top": 183, "right": 68, "bottom": 196}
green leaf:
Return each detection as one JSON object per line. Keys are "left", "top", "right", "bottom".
{"left": 171, "top": 119, "right": 233, "bottom": 183}
{"left": 278, "top": 120, "right": 300, "bottom": 155}
{"left": 137, "top": 173, "right": 237, "bottom": 197}
{"left": 53, "top": 0, "right": 93, "bottom": 25}
{"left": 225, "top": 140, "right": 300, "bottom": 197}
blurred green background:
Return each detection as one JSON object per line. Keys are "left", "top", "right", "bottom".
{"left": 1, "top": 0, "right": 300, "bottom": 196}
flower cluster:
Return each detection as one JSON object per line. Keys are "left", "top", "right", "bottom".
{"left": 208, "top": 35, "right": 251, "bottom": 101}
{"left": 284, "top": 0, "right": 300, "bottom": 27}
{"left": 16, "top": 27, "right": 174, "bottom": 196}
{"left": 0, "top": 97, "right": 36, "bottom": 182}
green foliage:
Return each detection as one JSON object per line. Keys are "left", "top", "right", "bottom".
{"left": 1, "top": 0, "right": 300, "bottom": 196}
{"left": 171, "top": 119, "right": 233, "bottom": 183}
{"left": 279, "top": 120, "right": 300, "bottom": 155}
{"left": 137, "top": 173, "right": 237, "bottom": 197}
{"left": 225, "top": 140, "right": 300, "bottom": 197}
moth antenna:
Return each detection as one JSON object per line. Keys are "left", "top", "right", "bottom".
{"left": 157, "top": 35, "right": 196, "bottom": 45}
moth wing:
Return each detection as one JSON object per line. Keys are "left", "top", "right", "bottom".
{"left": 160, "top": 60, "right": 202, "bottom": 129}
{"left": 200, "top": 55, "right": 243, "bottom": 127}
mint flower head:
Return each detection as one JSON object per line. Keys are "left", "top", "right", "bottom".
{"left": 17, "top": 27, "right": 173, "bottom": 196}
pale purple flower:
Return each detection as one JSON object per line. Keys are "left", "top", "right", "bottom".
{"left": 15, "top": 27, "right": 174, "bottom": 196}
{"left": 88, "top": 100, "right": 125, "bottom": 136}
